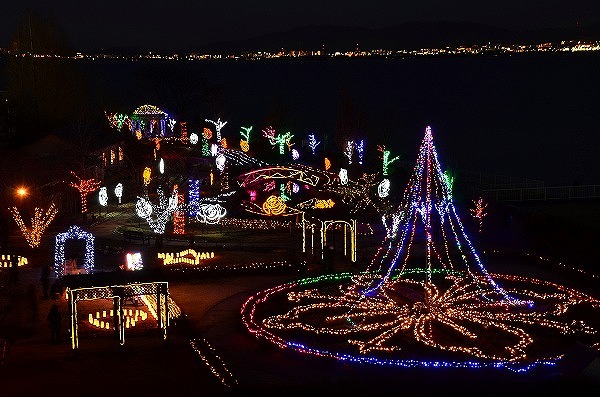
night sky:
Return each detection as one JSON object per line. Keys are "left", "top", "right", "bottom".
{"left": 1, "top": 1, "right": 600, "bottom": 51}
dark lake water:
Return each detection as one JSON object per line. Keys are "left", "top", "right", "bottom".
{"left": 4, "top": 53, "right": 600, "bottom": 186}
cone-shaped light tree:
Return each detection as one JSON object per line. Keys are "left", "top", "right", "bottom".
{"left": 364, "top": 126, "right": 520, "bottom": 304}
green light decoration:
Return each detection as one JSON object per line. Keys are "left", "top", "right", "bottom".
{"left": 240, "top": 126, "right": 252, "bottom": 142}
{"left": 263, "top": 127, "right": 294, "bottom": 155}
{"left": 202, "top": 135, "right": 211, "bottom": 156}
{"left": 279, "top": 183, "right": 291, "bottom": 201}
{"left": 443, "top": 169, "right": 455, "bottom": 197}
{"left": 379, "top": 145, "right": 401, "bottom": 176}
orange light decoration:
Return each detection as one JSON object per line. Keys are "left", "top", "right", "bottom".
{"left": 314, "top": 199, "right": 335, "bottom": 209}
{"left": 324, "top": 157, "right": 331, "bottom": 171}
{"left": 10, "top": 203, "right": 58, "bottom": 248}
{"left": 135, "top": 130, "right": 142, "bottom": 140}
{"left": 221, "top": 138, "right": 227, "bottom": 148}
{"left": 180, "top": 121, "right": 187, "bottom": 141}
{"left": 470, "top": 197, "right": 488, "bottom": 233}
{"left": 262, "top": 195, "right": 287, "bottom": 216}
{"left": 203, "top": 128, "right": 213, "bottom": 140}
{"left": 142, "top": 167, "right": 152, "bottom": 186}
{"left": 118, "top": 146, "right": 124, "bottom": 161}
{"left": 68, "top": 171, "right": 102, "bottom": 213}
{"left": 172, "top": 186, "right": 185, "bottom": 235}
{"left": 16, "top": 186, "right": 28, "bottom": 198}
{"left": 240, "top": 139, "right": 249, "bottom": 152}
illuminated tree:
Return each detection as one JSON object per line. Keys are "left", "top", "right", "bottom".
{"left": 263, "top": 126, "right": 293, "bottom": 155}
{"left": 205, "top": 118, "right": 227, "bottom": 142}
{"left": 470, "top": 197, "right": 488, "bottom": 233}
{"left": 135, "top": 187, "right": 179, "bottom": 235}
{"left": 68, "top": 171, "right": 101, "bottom": 213}
{"left": 378, "top": 145, "right": 401, "bottom": 176}
{"left": 308, "top": 134, "right": 321, "bottom": 155}
{"left": 10, "top": 202, "right": 58, "bottom": 248}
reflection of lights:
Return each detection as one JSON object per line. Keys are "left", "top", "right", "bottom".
{"left": 216, "top": 154, "right": 226, "bottom": 171}
{"left": 114, "top": 183, "right": 123, "bottom": 204}
{"left": 189, "top": 132, "right": 198, "bottom": 145}
{"left": 339, "top": 168, "right": 348, "bottom": 185}
{"left": 378, "top": 178, "right": 390, "bottom": 198}
{"left": 99, "top": 187, "right": 108, "bottom": 206}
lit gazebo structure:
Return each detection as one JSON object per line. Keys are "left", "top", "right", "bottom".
{"left": 130, "top": 104, "right": 176, "bottom": 139}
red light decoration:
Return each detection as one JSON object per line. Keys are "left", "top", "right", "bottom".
{"left": 68, "top": 171, "right": 102, "bottom": 213}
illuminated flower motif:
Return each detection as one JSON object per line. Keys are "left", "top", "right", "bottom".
{"left": 291, "top": 148, "right": 300, "bottom": 160}
{"left": 195, "top": 203, "right": 227, "bottom": 224}
{"left": 324, "top": 158, "right": 331, "bottom": 171}
{"left": 99, "top": 187, "right": 108, "bottom": 206}
{"left": 114, "top": 183, "right": 123, "bottom": 204}
{"left": 378, "top": 179, "right": 390, "bottom": 198}
{"left": 189, "top": 133, "right": 199, "bottom": 145}
{"left": 339, "top": 168, "right": 348, "bottom": 185}
{"left": 262, "top": 195, "right": 287, "bottom": 216}
{"left": 221, "top": 138, "right": 227, "bottom": 148}
{"left": 216, "top": 154, "right": 226, "bottom": 171}
{"left": 240, "top": 139, "right": 250, "bottom": 152}
{"left": 143, "top": 167, "right": 152, "bottom": 186}
{"left": 259, "top": 273, "right": 600, "bottom": 364}
{"left": 203, "top": 128, "right": 213, "bottom": 140}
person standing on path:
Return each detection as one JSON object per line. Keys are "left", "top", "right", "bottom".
{"left": 47, "top": 304, "right": 62, "bottom": 344}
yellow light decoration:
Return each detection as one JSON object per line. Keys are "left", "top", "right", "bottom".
{"left": 262, "top": 195, "right": 287, "bottom": 216}
{"left": 314, "top": 199, "right": 335, "bottom": 209}
{"left": 118, "top": 146, "right": 124, "bottom": 161}
{"left": 240, "top": 139, "right": 249, "bottom": 152}
{"left": 10, "top": 203, "right": 58, "bottom": 248}
{"left": 324, "top": 157, "right": 331, "bottom": 170}
{"left": 135, "top": 130, "right": 142, "bottom": 140}
{"left": 0, "top": 254, "right": 28, "bottom": 268}
{"left": 142, "top": 167, "right": 152, "bottom": 186}
{"left": 203, "top": 128, "right": 213, "bottom": 140}
{"left": 88, "top": 309, "right": 148, "bottom": 331}
{"left": 157, "top": 249, "right": 215, "bottom": 266}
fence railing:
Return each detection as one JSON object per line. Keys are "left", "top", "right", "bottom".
{"left": 481, "top": 185, "right": 600, "bottom": 202}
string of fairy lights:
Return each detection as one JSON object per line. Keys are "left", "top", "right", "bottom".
{"left": 239, "top": 126, "right": 600, "bottom": 373}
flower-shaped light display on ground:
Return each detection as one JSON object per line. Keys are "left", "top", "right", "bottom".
{"left": 241, "top": 126, "right": 600, "bottom": 373}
